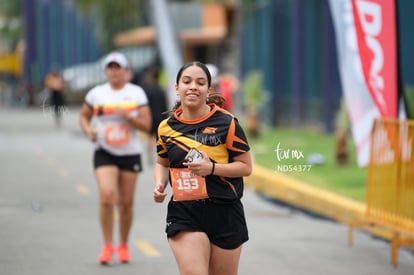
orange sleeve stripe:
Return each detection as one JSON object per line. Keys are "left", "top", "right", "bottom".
{"left": 170, "top": 139, "right": 191, "bottom": 153}
{"left": 226, "top": 118, "right": 247, "bottom": 152}
{"left": 93, "top": 103, "right": 139, "bottom": 115}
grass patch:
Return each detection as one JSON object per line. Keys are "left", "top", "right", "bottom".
{"left": 247, "top": 128, "right": 367, "bottom": 202}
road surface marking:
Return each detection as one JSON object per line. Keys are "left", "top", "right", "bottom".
{"left": 134, "top": 240, "right": 161, "bottom": 257}
{"left": 76, "top": 184, "right": 90, "bottom": 195}
{"left": 59, "top": 168, "right": 70, "bottom": 178}
{"left": 47, "top": 157, "right": 55, "bottom": 166}
{"left": 34, "top": 147, "right": 44, "bottom": 157}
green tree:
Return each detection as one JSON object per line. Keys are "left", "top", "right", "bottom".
{"left": 0, "top": 0, "right": 23, "bottom": 51}
{"left": 242, "top": 70, "right": 264, "bottom": 137}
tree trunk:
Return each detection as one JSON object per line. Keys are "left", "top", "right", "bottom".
{"left": 247, "top": 107, "right": 260, "bottom": 138}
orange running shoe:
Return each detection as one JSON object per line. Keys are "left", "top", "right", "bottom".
{"left": 117, "top": 244, "right": 131, "bottom": 263}
{"left": 98, "top": 244, "right": 114, "bottom": 264}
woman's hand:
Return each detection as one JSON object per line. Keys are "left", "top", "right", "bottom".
{"left": 183, "top": 151, "right": 214, "bottom": 177}
{"left": 153, "top": 158, "right": 170, "bottom": 203}
{"left": 86, "top": 127, "right": 97, "bottom": 142}
{"left": 153, "top": 183, "right": 168, "bottom": 203}
{"left": 114, "top": 107, "right": 131, "bottom": 121}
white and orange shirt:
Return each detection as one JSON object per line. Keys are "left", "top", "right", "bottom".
{"left": 85, "top": 82, "right": 149, "bottom": 156}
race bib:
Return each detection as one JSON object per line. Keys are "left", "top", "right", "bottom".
{"left": 104, "top": 124, "right": 130, "bottom": 146}
{"left": 170, "top": 168, "right": 208, "bottom": 201}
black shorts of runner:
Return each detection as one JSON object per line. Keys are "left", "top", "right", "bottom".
{"left": 165, "top": 199, "right": 249, "bottom": 249}
{"left": 94, "top": 148, "right": 143, "bottom": 173}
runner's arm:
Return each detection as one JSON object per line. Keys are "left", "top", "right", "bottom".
{"left": 79, "top": 103, "right": 96, "bottom": 142}
{"left": 153, "top": 156, "right": 170, "bottom": 203}
{"left": 185, "top": 151, "right": 252, "bottom": 178}
{"left": 212, "top": 151, "right": 252, "bottom": 178}
{"left": 117, "top": 105, "right": 152, "bottom": 133}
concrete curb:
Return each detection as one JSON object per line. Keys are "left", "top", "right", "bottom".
{"left": 245, "top": 164, "right": 395, "bottom": 240}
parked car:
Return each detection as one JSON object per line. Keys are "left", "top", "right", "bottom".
{"left": 62, "top": 46, "right": 157, "bottom": 93}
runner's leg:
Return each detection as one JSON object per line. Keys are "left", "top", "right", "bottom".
{"left": 95, "top": 166, "right": 119, "bottom": 244}
{"left": 169, "top": 231, "right": 210, "bottom": 275}
{"left": 118, "top": 170, "right": 138, "bottom": 245}
{"left": 209, "top": 244, "right": 242, "bottom": 275}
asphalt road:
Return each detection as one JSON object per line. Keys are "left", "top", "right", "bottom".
{"left": 1, "top": 105, "right": 413, "bottom": 275}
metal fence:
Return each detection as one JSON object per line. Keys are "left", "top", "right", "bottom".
{"left": 367, "top": 118, "right": 414, "bottom": 235}
{"left": 349, "top": 117, "right": 414, "bottom": 267}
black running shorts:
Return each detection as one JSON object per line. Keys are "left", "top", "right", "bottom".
{"left": 165, "top": 199, "right": 249, "bottom": 249}
{"left": 94, "top": 148, "right": 142, "bottom": 173}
